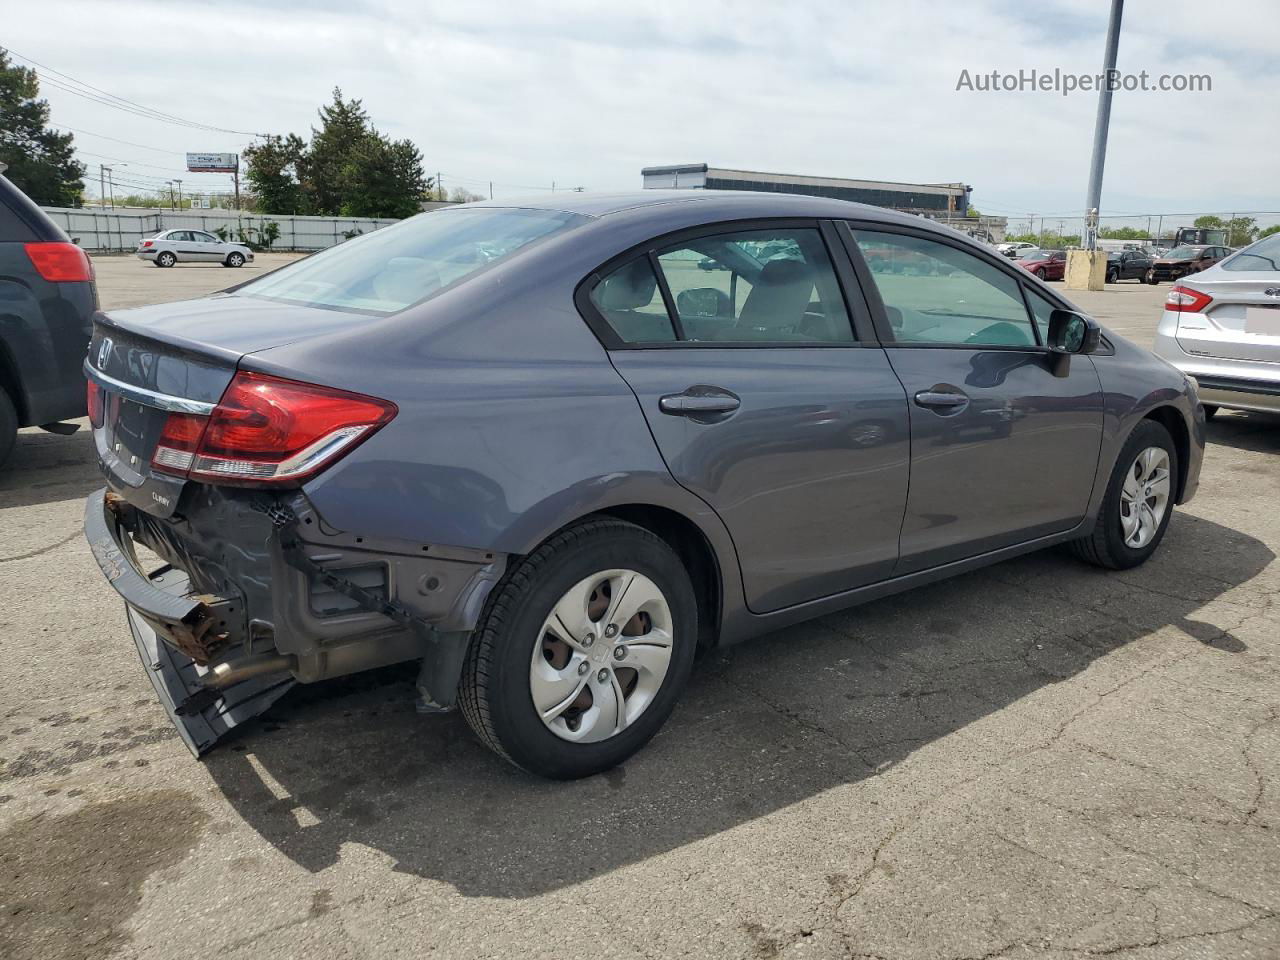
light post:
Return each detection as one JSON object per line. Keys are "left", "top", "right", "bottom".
{"left": 1068, "top": 0, "right": 1124, "bottom": 290}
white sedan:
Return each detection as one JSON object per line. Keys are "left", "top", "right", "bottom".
{"left": 135, "top": 229, "right": 254, "bottom": 268}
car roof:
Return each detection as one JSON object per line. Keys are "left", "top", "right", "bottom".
{"left": 451, "top": 189, "right": 941, "bottom": 228}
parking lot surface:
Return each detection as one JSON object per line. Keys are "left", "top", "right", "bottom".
{"left": 2, "top": 261, "right": 1278, "bottom": 960}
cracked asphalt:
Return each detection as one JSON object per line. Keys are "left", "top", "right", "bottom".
{"left": 2, "top": 257, "right": 1278, "bottom": 960}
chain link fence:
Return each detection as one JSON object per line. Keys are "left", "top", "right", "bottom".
{"left": 999, "top": 211, "right": 1280, "bottom": 249}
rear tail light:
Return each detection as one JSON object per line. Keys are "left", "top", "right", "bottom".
{"left": 151, "top": 371, "right": 397, "bottom": 486}
{"left": 25, "top": 242, "right": 94, "bottom": 283}
{"left": 1165, "top": 285, "right": 1213, "bottom": 313}
{"left": 141, "top": 240, "right": 154, "bottom": 248}
{"left": 86, "top": 379, "right": 105, "bottom": 428}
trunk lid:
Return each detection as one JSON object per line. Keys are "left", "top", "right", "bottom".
{"left": 89, "top": 294, "right": 367, "bottom": 517}
{"left": 1174, "top": 274, "right": 1280, "bottom": 364}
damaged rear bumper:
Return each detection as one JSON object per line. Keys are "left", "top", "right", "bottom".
{"left": 83, "top": 487, "right": 505, "bottom": 754}
{"left": 85, "top": 488, "right": 293, "bottom": 753}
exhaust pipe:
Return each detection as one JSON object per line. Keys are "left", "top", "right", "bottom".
{"left": 203, "top": 653, "right": 296, "bottom": 689}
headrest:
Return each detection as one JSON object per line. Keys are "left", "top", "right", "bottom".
{"left": 757, "top": 257, "right": 809, "bottom": 287}
{"left": 597, "top": 260, "right": 657, "bottom": 310}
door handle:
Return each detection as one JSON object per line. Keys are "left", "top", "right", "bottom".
{"left": 914, "top": 390, "right": 969, "bottom": 411}
{"left": 659, "top": 389, "right": 741, "bottom": 417}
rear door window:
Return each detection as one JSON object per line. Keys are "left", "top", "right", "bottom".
{"left": 589, "top": 226, "right": 854, "bottom": 345}
{"left": 851, "top": 230, "right": 1036, "bottom": 347}
{"left": 588, "top": 258, "right": 677, "bottom": 343}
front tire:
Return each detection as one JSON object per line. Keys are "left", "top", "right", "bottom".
{"left": 1070, "top": 419, "right": 1178, "bottom": 570}
{"left": 1106, "top": 269, "right": 1118, "bottom": 284}
{"left": 156, "top": 251, "right": 176, "bottom": 268}
{"left": 459, "top": 518, "right": 697, "bottom": 779}
{"left": 225, "top": 252, "right": 245, "bottom": 268}
{"left": 1202, "top": 404, "right": 1219, "bottom": 421}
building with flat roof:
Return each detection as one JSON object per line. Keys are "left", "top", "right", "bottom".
{"left": 641, "top": 163, "right": 972, "bottom": 216}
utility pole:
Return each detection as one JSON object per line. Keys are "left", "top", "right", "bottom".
{"left": 232, "top": 156, "right": 240, "bottom": 210}
{"left": 551, "top": 181, "right": 556, "bottom": 192}
{"left": 175, "top": 179, "right": 183, "bottom": 210}
{"left": 103, "top": 166, "right": 115, "bottom": 209}
{"left": 166, "top": 181, "right": 174, "bottom": 209}
{"left": 489, "top": 181, "right": 493, "bottom": 200}
{"left": 436, "top": 171, "right": 442, "bottom": 201}
{"left": 99, "top": 165, "right": 106, "bottom": 208}
{"left": 1084, "top": 0, "right": 1123, "bottom": 252}
{"left": 1068, "top": 0, "right": 1123, "bottom": 289}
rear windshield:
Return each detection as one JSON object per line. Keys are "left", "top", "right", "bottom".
{"left": 239, "top": 207, "right": 583, "bottom": 313}
{"left": 1222, "top": 234, "right": 1280, "bottom": 272}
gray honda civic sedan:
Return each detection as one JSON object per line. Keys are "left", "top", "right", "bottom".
{"left": 83, "top": 191, "right": 1204, "bottom": 779}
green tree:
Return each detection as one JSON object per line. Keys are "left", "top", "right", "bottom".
{"left": 243, "top": 133, "right": 307, "bottom": 215}
{"left": 1099, "top": 226, "right": 1149, "bottom": 240}
{"left": 301, "top": 89, "right": 373, "bottom": 215}
{"left": 0, "top": 48, "right": 85, "bottom": 206}
{"left": 1225, "top": 216, "right": 1257, "bottom": 247}
{"left": 341, "top": 134, "right": 430, "bottom": 218}
{"left": 243, "top": 88, "right": 431, "bottom": 217}
{"left": 1193, "top": 215, "right": 1225, "bottom": 229}
{"left": 1258, "top": 224, "right": 1280, "bottom": 239}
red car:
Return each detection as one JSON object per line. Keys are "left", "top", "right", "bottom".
{"left": 1014, "top": 248, "right": 1068, "bottom": 281}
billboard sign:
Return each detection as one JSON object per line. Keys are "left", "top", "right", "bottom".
{"left": 186, "top": 152, "right": 238, "bottom": 173}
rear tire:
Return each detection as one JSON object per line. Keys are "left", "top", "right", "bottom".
{"left": 1070, "top": 419, "right": 1178, "bottom": 570}
{"left": 156, "top": 251, "right": 176, "bottom": 268}
{"left": 1035, "top": 267, "right": 1047, "bottom": 280}
{"left": 459, "top": 518, "right": 697, "bottom": 779}
{"left": 1145, "top": 269, "right": 1157, "bottom": 284}
{"left": 0, "top": 387, "right": 17, "bottom": 469}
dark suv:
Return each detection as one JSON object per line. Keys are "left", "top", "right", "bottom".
{"left": 0, "top": 173, "right": 97, "bottom": 466}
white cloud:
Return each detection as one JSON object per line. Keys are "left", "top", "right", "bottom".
{"left": 7, "top": 0, "right": 1278, "bottom": 222}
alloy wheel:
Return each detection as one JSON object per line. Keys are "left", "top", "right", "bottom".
{"left": 529, "top": 569, "right": 673, "bottom": 744}
{"left": 1119, "top": 446, "right": 1171, "bottom": 549}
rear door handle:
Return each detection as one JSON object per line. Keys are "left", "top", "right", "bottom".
{"left": 659, "top": 388, "right": 741, "bottom": 417}
{"left": 914, "top": 390, "right": 969, "bottom": 411}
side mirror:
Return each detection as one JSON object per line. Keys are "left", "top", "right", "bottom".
{"left": 1047, "top": 309, "right": 1101, "bottom": 355}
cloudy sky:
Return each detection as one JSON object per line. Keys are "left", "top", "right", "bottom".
{"left": 7, "top": 0, "right": 1278, "bottom": 229}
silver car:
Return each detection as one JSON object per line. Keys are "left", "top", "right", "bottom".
{"left": 135, "top": 229, "right": 254, "bottom": 268}
{"left": 1153, "top": 233, "right": 1280, "bottom": 418}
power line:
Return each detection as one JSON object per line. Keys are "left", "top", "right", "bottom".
{"left": 6, "top": 47, "right": 265, "bottom": 137}
{"left": 53, "top": 123, "right": 189, "bottom": 155}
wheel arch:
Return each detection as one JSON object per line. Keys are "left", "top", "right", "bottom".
{"left": 595, "top": 503, "right": 723, "bottom": 652}
{"left": 1143, "top": 405, "right": 1190, "bottom": 502}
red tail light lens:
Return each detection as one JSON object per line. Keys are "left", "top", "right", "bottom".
{"left": 151, "top": 371, "right": 396, "bottom": 486}
{"left": 86, "top": 379, "right": 105, "bottom": 428}
{"left": 152, "top": 413, "right": 209, "bottom": 474}
{"left": 1165, "top": 285, "right": 1213, "bottom": 313}
{"left": 25, "top": 242, "right": 95, "bottom": 283}
{"left": 141, "top": 240, "right": 154, "bottom": 248}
